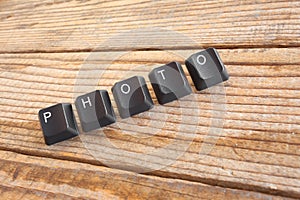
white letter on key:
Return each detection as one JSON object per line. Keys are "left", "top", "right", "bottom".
{"left": 81, "top": 96, "right": 92, "bottom": 109}
{"left": 121, "top": 84, "right": 131, "bottom": 94}
{"left": 43, "top": 112, "right": 52, "bottom": 123}
{"left": 157, "top": 69, "right": 166, "bottom": 80}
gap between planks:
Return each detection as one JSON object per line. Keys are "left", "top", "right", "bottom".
{"left": 1, "top": 45, "right": 300, "bottom": 55}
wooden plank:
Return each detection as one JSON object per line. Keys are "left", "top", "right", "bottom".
{"left": 0, "top": 48, "right": 299, "bottom": 198}
{"left": 0, "top": 150, "right": 294, "bottom": 200}
{"left": 0, "top": 0, "right": 299, "bottom": 53}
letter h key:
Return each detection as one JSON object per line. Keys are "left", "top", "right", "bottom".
{"left": 75, "top": 90, "right": 116, "bottom": 132}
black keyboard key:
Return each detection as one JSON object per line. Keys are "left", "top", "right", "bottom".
{"left": 38, "top": 103, "right": 79, "bottom": 145}
{"left": 185, "top": 48, "right": 229, "bottom": 91}
{"left": 112, "top": 76, "right": 154, "bottom": 119}
{"left": 75, "top": 90, "right": 116, "bottom": 132}
{"left": 149, "top": 61, "right": 192, "bottom": 104}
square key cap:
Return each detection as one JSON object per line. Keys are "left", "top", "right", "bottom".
{"left": 185, "top": 48, "right": 229, "bottom": 91}
{"left": 75, "top": 90, "right": 116, "bottom": 132}
{"left": 38, "top": 103, "right": 79, "bottom": 145}
{"left": 112, "top": 76, "right": 154, "bottom": 119}
{"left": 149, "top": 61, "right": 192, "bottom": 104}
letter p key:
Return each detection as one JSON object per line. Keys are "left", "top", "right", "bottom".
{"left": 38, "top": 103, "right": 79, "bottom": 145}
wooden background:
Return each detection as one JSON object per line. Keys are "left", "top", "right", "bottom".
{"left": 0, "top": 0, "right": 299, "bottom": 199}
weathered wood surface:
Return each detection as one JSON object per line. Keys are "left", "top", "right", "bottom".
{"left": 1, "top": 150, "right": 294, "bottom": 200}
{"left": 0, "top": 0, "right": 299, "bottom": 199}
{"left": 0, "top": 49, "right": 299, "bottom": 199}
{"left": 0, "top": 0, "right": 299, "bottom": 52}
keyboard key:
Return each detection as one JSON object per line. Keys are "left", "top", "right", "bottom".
{"left": 75, "top": 90, "right": 116, "bottom": 132}
{"left": 185, "top": 48, "right": 229, "bottom": 91}
{"left": 149, "top": 61, "right": 192, "bottom": 104}
{"left": 112, "top": 76, "right": 154, "bottom": 119}
{"left": 38, "top": 103, "right": 79, "bottom": 145}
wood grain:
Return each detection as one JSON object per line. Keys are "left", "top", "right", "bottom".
{"left": 0, "top": 0, "right": 300, "bottom": 199}
{"left": 0, "top": 48, "right": 299, "bottom": 198}
{"left": 0, "top": 149, "right": 294, "bottom": 200}
{"left": 0, "top": 0, "right": 299, "bottom": 53}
